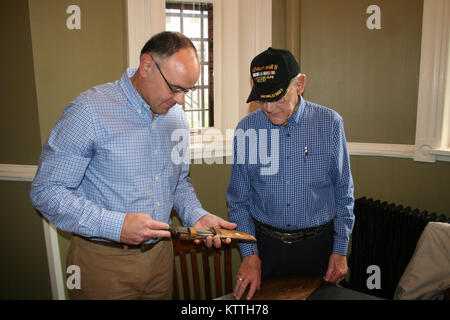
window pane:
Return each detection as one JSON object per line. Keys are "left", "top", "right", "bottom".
{"left": 186, "top": 111, "right": 193, "bottom": 128}
{"left": 196, "top": 110, "right": 202, "bottom": 128}
{"left": 203, "top": 17, "right": 209, "bottom": 38}
{"left": 203, "top": 65, "right": 209, "bottom": 86}
{"left": 195, "top": 89, "right": 201, "bottom": 109}
{"left": 190, "top": 89, "right": 199, "bottom": 110}
{"left": 203, "top": 41, "right": 209, "bottom": 62}
{"left": 183, "top": 16, "right": 201, "bottom": 38}
{"left": 204, "top": 88, "right": 209, "bottom": 110}
{"left": 185, "top": 91, "right": 193, "bottom": 110}
{"left": 191, "top": 111, "right": 198, "bottom": 128}
{"left": 166, "top": 16, "right": 180, "bottom": 32}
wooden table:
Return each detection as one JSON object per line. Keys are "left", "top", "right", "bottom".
{"left": 216, "top": 276, "right": 382, "bottom": 300}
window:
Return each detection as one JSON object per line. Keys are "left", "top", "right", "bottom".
{"left": 166, "top": 1, "right": 214, "bottom": 130}
{"left": 127, "top": 0, "right": 272, "bottom": 137}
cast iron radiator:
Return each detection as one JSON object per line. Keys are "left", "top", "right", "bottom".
{"left": 347, "top": 197, "right": 449, "bottom": 299}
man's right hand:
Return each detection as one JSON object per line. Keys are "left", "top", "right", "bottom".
{"left": 120, "top": 213, "right": 171, "bottom": 245}
{"left": 233, "top": 254, "right": 262, "bottom": 300}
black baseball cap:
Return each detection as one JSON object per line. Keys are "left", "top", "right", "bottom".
{"left": 246, "top": 47, "right": 300, "bottom": 103}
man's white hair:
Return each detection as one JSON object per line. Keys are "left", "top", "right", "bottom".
{"left": 289, "top": 73, "right": 303, "bottom": 87}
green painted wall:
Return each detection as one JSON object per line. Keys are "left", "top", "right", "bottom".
{"left": 0, "top": 0, "right": 52, "bottom": 299}
{"left": 28, "top": 0, "right": 127, "bottom": 141}
{"left": 0, "top": 181, "right": 52, "bottom": 299}
{"left": 300, "top": 0, "right": 422, "bottom": 144}
{"left": 351, "top": 157, "right": 450, "bottom": 217}
{"left": 0, "top": 0, "right": 42, "bottom": 165}
{"left": 190, "top": 163, "right": 231, "bottom": 218}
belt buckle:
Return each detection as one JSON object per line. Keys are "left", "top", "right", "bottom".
{"left": 281, "top": 236, "right": 294, "bottom": 245}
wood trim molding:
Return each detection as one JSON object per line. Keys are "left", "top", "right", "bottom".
{"left": 348, "top": 143, "right": 415, "bottom": 159}
{"left": 0, "top": 143, "right": 440, "bottom": 183}
{"left": 0, "top": 164, "right": 37, "bottom": 182}
{"left": 126, "top": 0, "right": 165, "bottom": 68}
{"left": 42, "top": 219, "right": 65, "bottom": 300}
{"left": 414, "top": 0, "right": 450, "bottom": 162}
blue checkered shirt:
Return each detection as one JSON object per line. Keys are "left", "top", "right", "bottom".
{"left": 30, "top": 68, "right": 208, "bottom": 243}
{"left": 227, "top": 96, "right": 355, "bottom": 257}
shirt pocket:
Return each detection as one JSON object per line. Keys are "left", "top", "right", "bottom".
{"left": 298, "top": 153, "right": 329, "bottom": 186}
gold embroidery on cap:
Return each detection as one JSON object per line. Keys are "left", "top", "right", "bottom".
{"left": 260, "top": 88, "right": 284, "bottom": 99}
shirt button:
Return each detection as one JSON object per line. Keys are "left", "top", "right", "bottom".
{"left": 155, "top": 176, "right": 159, "bottom": 181}
{"left": 156, "top": 202, "right": 160, "bottom": 207}
{"left": 287, "top": 133, "right": 291, "bottom": 137}
{"left": 154, "top": 149, "right": 158, "bottom": 154}
{"left": 138, "top": 109, "right": 142, "bottom": 114}
{"left": 286, "top": 180, "right": 290, "bottom": 185}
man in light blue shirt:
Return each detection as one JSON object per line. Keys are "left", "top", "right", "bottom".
{"left": 228, "top": 48, "right": 354, "bottom": 300}
{"left": 31, "top": 31, "right": 235, "bottom": 299}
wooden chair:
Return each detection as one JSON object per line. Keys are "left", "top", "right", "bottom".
{"left": 172, "top": 237, "right": 234, "bottom": 300}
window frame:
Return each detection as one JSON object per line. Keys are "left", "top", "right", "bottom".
{"left": 413, "top": 0, "right": 450, "bottom": 162}
{"left": 165, "top": 1, "right": 214, "bottom": 130}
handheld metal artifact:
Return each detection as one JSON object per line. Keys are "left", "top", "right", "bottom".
{"left": 167, "top": 225, "right": 256, "bottom": 242}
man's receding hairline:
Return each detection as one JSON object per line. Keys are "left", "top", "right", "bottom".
{"left": 151, "top": 46, "right": 197, "bottom": 66}
{"left": 140, "top": 31, "right": 197, "bottom": 62}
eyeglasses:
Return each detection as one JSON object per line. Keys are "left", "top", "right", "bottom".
{"left": 152, "top": 57, "right": 196, "bottom": 95}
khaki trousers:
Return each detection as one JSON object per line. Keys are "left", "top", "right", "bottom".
{"left": 66, "top": 235, "right": 173, "bottom": 300}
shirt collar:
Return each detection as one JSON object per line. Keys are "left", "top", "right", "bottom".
{"left": 119, "top": 68, "right": 150, "bottom": 113}
{"left": 286, "top": 95, "right": 305, "bottom": 126}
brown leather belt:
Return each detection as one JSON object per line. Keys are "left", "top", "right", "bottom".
{"left": 80, "top": 236, "right": 159, "bottom": 252}
{"left": 254, "top": 220, "right": 333, "bottom": 244}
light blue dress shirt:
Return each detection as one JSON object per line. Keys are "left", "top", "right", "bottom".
{"left": 30, "top": 68, "right": 208, "bottom": 243}
{"left": 227, "top": 96, "right": 355, "bottom": 257}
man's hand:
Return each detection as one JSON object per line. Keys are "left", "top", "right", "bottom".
{"left": 120, "top": 213, "right": 171, "bottom": 245}
{"left": 323, "top": 253, "right": 348, "bottom": 285}
{"left": 193, "top": 214, "right": 237, "bottom": 248}
{"left": 233, "top": 254, "right": 261, "bottom": 300}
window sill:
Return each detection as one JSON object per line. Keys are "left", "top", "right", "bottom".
{"left": 431, "top": 148, "right": 450, "bottom": 162}
{"left": 348, "top": 143, "right": 415, "bottom": 159}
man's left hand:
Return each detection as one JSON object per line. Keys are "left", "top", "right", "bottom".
{"left": 323, "top": 254, "right": 348, "bottom": 285}
{"left": 193, "top": 214, "right": 237, "bottom": 248}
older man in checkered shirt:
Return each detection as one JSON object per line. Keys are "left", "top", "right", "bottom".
{"left": 227, "top": 48, "right": 355, "bottom": 300}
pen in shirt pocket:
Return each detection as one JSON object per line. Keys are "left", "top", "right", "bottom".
{"left": 304, "top": 146, "right": 308, "bottom": 162}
